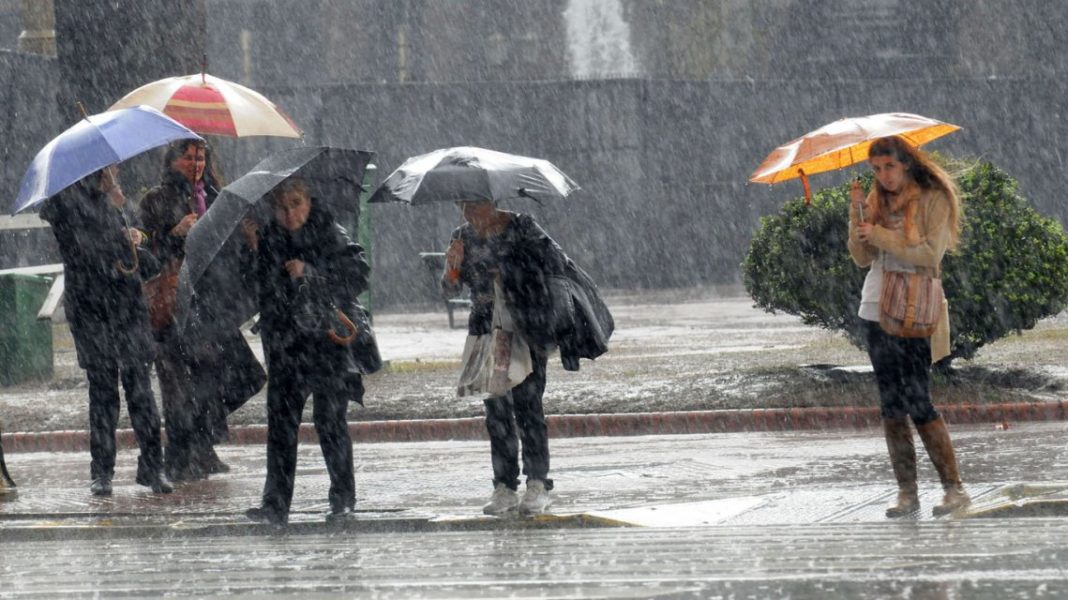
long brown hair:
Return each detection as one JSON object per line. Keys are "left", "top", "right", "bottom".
{"left": 866, "top": 135, "right": 961, "bottom": 250}
{"left": 161, "top": 139, "right": 224, "bottom": 190}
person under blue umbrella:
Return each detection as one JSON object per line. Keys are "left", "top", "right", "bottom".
{"left": 39, "top": 166, "right": 173, "bottom": 495}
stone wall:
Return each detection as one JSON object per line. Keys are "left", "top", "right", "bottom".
{"left": 0, "top": 50, "right": 63, "bottom": 269}
{"left": 213, "top": 75, "right": 1068, "bottom": 309}
{"left": 2, "top": 1, "right": 1067, "bottom": 309}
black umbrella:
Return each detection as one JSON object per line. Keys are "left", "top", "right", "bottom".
{"left": 368, "top": 146, "right": 579, "bottom": 205}
{"left": 177, "top": 146, "right": 373, "bottom": 332}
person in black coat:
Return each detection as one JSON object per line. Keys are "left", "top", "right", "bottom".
{"left": 442, "top": 200, "right": 565, "bottom": 516}
{"left": 140, "top": 140, "right": 265, "bottom": 482}
{"left": 39, "top": 167, "right": 173, "bottom": 496}
{"left": 243, "top": 177, "right": 373, "bottom": 526}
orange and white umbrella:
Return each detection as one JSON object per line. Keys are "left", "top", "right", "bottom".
{"left": 750, "top": 112, "right": 960, "bottom": 201}
{"left": 109, "top": 73, "right": 302, "bottom": 139}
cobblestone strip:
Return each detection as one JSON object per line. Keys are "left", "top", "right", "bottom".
{"left": 3, "top": 402, "right": 1066, "bottom": 453}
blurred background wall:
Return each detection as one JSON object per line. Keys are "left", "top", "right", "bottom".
{"left": 1, "top": 0, "right": 1065, "bottom": 308}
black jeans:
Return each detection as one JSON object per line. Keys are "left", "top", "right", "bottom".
{"left": 483, "top": 347, "right": 552, "bottom": 491}
{"left": 86, "top": 362, "right": 163, "bottom": 481}
{"left": 865, "top": 320, "right": 939, "bottom": 425}
{"left": 260, "top": 369, "right": 356, "bottom": 518}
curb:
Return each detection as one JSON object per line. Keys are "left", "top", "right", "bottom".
{"left": 4, "top": 401, "right": 1067, "bottom": 454}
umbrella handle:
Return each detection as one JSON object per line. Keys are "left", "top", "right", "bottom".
{"left": 798, "top": 169, "right": 812, "bottom": 205}
{"left": 115, "top": 237, "right": 140, "bottom": 276}
{"left": 327, "top": 309, "right": 358, "bottom": 346}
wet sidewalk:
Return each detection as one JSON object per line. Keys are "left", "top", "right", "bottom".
{"left": 4, "top": 421, "right": 1068, "bottom": 539}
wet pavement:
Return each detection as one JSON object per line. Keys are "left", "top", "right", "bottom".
{"left": 4, "top": 422, "right": 1068, "bottom": 597}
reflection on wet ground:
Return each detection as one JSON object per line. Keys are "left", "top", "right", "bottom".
{"left": 7, "top": 522, "right": 1068, "bottom": 598}
{"left": 3, "top": 424, "right": 1068, "bottom": 596}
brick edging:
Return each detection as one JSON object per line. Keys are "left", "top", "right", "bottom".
{"left": 3, "top": 401, "right": 1066, "bottom": 453}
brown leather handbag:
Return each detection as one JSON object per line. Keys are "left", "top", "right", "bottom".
{"left": 143, "top": 259, "right": 181, "bottom": 330}
{"left": 879, "top": 270, "right": 943, "bottom": 338}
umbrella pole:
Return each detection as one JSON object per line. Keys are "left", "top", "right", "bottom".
{"left": 798, "top": 168, "right": 812, "bottom": 205}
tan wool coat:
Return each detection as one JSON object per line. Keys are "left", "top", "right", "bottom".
{"left": 848, "top": 182, "right": 953, "bottom": 362}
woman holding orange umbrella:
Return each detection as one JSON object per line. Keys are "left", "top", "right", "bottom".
{"left": 847, "top": 135, "right": 970, "bottom": 518}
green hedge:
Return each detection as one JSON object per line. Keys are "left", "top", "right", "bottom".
{"left": 742, "top": 161, "right": 1068, "bottom": 364}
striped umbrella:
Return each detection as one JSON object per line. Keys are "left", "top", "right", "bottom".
{"left": 109, "top": 73, "right": 302, "bottom": 139}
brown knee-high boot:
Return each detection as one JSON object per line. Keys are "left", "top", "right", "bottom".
{"left": 883, "top": 417, "right": 919, "bottom": 517}
{"left": 916, "top": 416, "right": 970, "bottom": 516}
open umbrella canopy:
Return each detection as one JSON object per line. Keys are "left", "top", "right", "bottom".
{"left": 12, "top": 105, "right": 202, "bottom": 214}
{"left": 750, "top": 112, "right": 961, "bottom": 193}
{"left": 369, "top": 146, "right": 579, "bottom": 205}
{"left": 177, "top": 146, "right": 373, "bottom": 332}
{"left": 109, "top": 73, "right": 302, "bottom": 139}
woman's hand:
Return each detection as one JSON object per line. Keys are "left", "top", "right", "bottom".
{"left": 850, "top": 179, "right": 865, "bottom": 210}
{"left": 444, "top": 238, "right": 464, "bottom": 282}
{"left": 123, "top": 228, "right": 144, "bottom": 246}
{"left": 284, "top": 259, "right": 306, "bottom": 279}
{"left": 171, "top": 213, "right": 199, "bottom": 237}
{"left": 240, "top": 218, "right": 259, "bottom": 251}
{"left": 855, "top": 222, "right": 874, "bottom": 243}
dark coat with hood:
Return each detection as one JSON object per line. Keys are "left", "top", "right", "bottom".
{"left": 39, "top": 181, "right": 157, "bottom": 369}
{"left": 443, "top": 212, "right": 613, "bottom": 371}
{"left": 253, "top": 204, "right": 377, "bottom": 401}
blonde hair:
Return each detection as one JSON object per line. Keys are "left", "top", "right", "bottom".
{"left": 865, "top": 136, "right": 961, "bottom": 250}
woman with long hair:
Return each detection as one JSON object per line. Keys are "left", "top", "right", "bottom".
{"left": 847, "top": 135, "right": 969, "bottom": 518}
{"left": 140, "top": 140, "right": 265, "bottom": 482}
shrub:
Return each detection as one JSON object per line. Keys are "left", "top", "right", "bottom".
{"left": 742, "top": 161, "right": 1068, "bottom": 365}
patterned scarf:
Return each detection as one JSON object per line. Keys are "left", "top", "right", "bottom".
{"left": 194, "top": 180, "right": 207, "bottom": 216}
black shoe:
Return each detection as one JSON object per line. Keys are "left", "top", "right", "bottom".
{"left": 167, "top": 462, "right": 208, "bottom": 483}
{"left": 202, "top": 448, "right": 230, "bottom": 474}
{"left": 90, "top": 478, "right": 112, "bottom": 496}
{"left": 136, "top": 471, "right": 175, "bottom": 494}
{"left": 246, "top": 506, "right": 287, "bottom": 526}
{"left": 325, "top": 507, "right": 357, "bottom": 525}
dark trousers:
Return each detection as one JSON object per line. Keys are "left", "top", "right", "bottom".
{"left": 86, "top": 363, "right": 163, "bottom": 481}
{"left": 155, "top": 336, "right": 211, "bottom": 473}
{"left": 185, "top": 349, "right": 232, "bottom": 445}
{"left": 260, "top": 371, "right": 356, "bottom": 517}
{"left": 865, "top": 320, "right": 939, "bottom": 425}
{"left": 483, "top": 348, "right": 552, "bottom": 491}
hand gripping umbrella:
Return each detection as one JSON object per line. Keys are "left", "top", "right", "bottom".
{"left": 369, "top": 146, "right": 579, "bottom": 205}
{"left": 177, "top": 146, "right": 373, "bottom": 332}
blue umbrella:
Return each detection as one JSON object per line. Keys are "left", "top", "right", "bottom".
{"left": 11, "top": 105, "right": 203, "bottom": 214}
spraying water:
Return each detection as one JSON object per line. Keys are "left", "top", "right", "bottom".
{"left": 563, "top": 0, "right": 641, "bottom": 78}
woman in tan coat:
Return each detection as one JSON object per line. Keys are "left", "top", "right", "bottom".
{"left": 847, "top": 135, "right": 970, "bottom": 518}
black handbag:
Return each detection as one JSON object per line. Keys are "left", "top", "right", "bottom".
{"left": 347, "top": 305, "right": 383, "bottom": 375}
{"left": 291, "top": 282, "right": 357, "bottom": 345}
{"left": 291, "top": 282, "right": 383, "bottom": 375}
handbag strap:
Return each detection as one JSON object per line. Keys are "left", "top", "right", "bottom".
{"left": 904, "top": 272, "right": 920, "bottom": 329}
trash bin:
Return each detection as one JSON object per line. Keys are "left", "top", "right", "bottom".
{"left": 0, "top": 274, "right": 54, "bottom": 386}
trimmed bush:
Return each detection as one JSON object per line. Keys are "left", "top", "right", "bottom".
{"left": 742, "top": 161, "right": 1068, "bottom": 364}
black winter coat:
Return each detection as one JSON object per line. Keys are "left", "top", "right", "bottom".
{"left": 443, "top": 213, "right": 613, "bottom": 371}
{"left": 39, "top": 182, "right": 156, "bottom": 369}
{"left": 254, "top": 205, "right": 376, "bottom": 399}
{"left": 139, "top": 172, "right": 219, "bottom": 266}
